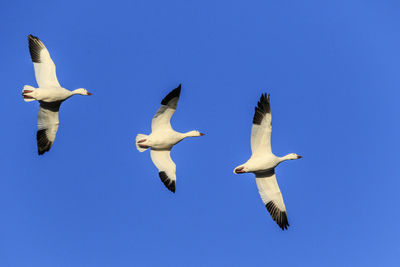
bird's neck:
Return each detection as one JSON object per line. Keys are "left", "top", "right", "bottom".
{"left": 182, "top": 131, "right": 199, "bottom": 138}
{"left": 71, "top": 88, "right": 85, "bottom": 95}
{"left": 71, "top": 90, "right": 80, "bottom": 95}
{"left": 279, "top": 154, "right": 297, "bottom": 163}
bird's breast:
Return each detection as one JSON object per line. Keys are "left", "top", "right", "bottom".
{"left": 246, "top": 156, "right": 279, "bottom": 173}
{"left": 35, "top": 87, "right": 69, "bottom": 102}
{"left": 148, "top": 131, "right": 181, "bottom": 150}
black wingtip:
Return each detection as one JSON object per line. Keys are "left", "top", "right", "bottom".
{"left": 28, "top": 34, "right": 37, "bottom": 40}
{"left": 252, "top": 93, "right": 271, "bottom": 125}
{"left": 265, "top": 201, "right": 289, "bottom": 230}
{"left": 161, "top": 85, "right": 181, "bottom": 106}
{"left": 36, "top": 129, "right": 52, "bottom": 155}
{"left": 28, "top": 34, "right": 43, "bottom": 63}
{"left": 158, "top": 171, "right": 176, "bottom": 193}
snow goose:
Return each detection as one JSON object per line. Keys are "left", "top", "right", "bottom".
{"left": 233, "top": 94, "right": 301, "bottom": 230}
{"left": 136, "top": 84, "right": 204, "bottom": 193}
{"left": 23, "top": 35, "right": 92, "bottom": 155}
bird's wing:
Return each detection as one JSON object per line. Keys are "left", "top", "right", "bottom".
{"left": 251, "top": 94, "right": 272, "bottom": 157}
{"left": 255, "top": 169, "right": 289, "bottom": 230}
{"left": 150, "top": 149, "right": 177, "bottom": 193}
{"left": 151, "top": 85, "right": 181, "bottom": 132}
{"left": 28, "top": 35, "right": 61, "bottom": 88}
{"left": 37, "top": 101, "right": 61, "bottom": 155}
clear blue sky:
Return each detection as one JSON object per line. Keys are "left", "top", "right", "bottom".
{"left": 0, "top": 0, "right": 399, "bottom": 266}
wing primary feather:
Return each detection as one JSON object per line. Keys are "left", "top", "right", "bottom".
{"left": 252, "top": 93, "right": 270, "bottom": 125}
{"left": 161, "top": 84, "right": 181, "bottom": 106}
{"left": 265, "top": 201, "right": 289, "bottom": 230}
{"left": 28, "top": 34, "right": 43, "bottom": 63}
{"left": 36, "top": 129, "right": 53, "bottom": 155}
{"left": 159, "top": 171, "right": 176, "bottom": 193}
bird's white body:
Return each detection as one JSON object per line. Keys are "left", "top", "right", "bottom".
{"left": 141, "top": 130, "right": 201, "bottom": 150}
{"left": 242, "top": 154, "right": 279, "bottom": 173}
{"left": 23, "top": 35, "right": 92, "bottom": 155}
{"left": 236, "top": 153, "right": 299, "bottom": 174}
{"left": 234, "top": 94, "right": 301, "bottom": 230}
{"left": 24, "top": 86, "right": 88, "bottom": 102}
{"left": 136, "top": 85, "right": 204, "bottom": 193}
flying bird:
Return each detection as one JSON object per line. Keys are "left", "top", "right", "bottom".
{"left": 136, "top": 85, "right": 204, "bottom": 193}
{"left": 23, "top": 35, "right": 92, "bottom": 155}
{"left": 233, "top": 94, "right": 301, "bottom": 230}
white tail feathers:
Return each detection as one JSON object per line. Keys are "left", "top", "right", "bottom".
{"left": 22, "top": 85, "right": 36, "bottom": 102}
{"left": 136, "top": 134, "right": 149, "bottom": 152}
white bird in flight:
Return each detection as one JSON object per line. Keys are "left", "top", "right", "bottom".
{"left": 23, "top": 35, "right": 92, "bottom": 155}
{"left": 136, "top": 85, "right": 205, "bottom": 193}
{"left": 233, "top": 94, "right": 302, "bottom": 230}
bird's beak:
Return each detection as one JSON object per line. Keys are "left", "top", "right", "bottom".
{"left": 297, "top": 155, "right": 302, "bottom": 159}
{"left": 87, "top": 92, "right": 93, "bottom": 95}
{"left": 200, "top": 133, "right": 205, "bottom": 136}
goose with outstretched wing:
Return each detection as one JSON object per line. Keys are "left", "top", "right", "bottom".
{"left": 234, "top": 94, "right": 302, "bottom": 230}
{"left": 23, "top": 35, "right": 92, "bottom": 155}
{"left": 136, "top": 84, "right": 204, "bottom": 193}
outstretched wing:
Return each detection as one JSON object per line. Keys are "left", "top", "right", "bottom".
{"left": 28, "top": 35, "right": 61, "bottom": 88}
{"left": 150, "top": 149, "right": 177, "bottom": 193}
{"left": 251, "top": 93, "right": 272, "bottom": 157}
{"left": 151, "top": 84, "right": 181, "bottom": 132}
{"left": 37, "top": 101, "right": 61, "bottom": 155}
{"left": 255, "top": 169, "right": 289, "bottom": 230}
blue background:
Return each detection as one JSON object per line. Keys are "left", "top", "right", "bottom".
{"left": 1, "top": 0, "right": 399, "bottom": 266}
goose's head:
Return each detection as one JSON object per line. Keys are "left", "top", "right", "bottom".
{"left": 286, "top": 153, "right": 302, "bottom": 160}
{"left": 233, "top": 165, "right": 247, "bottom": 174}
{"left": 74, "top": 88, "right": 92, "bottom": 96}
{"left": 185, "top": 130, "right": 205, "bottom": 137}
{"left": 195, "top": 130, "right": 205, "bottom": 136}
